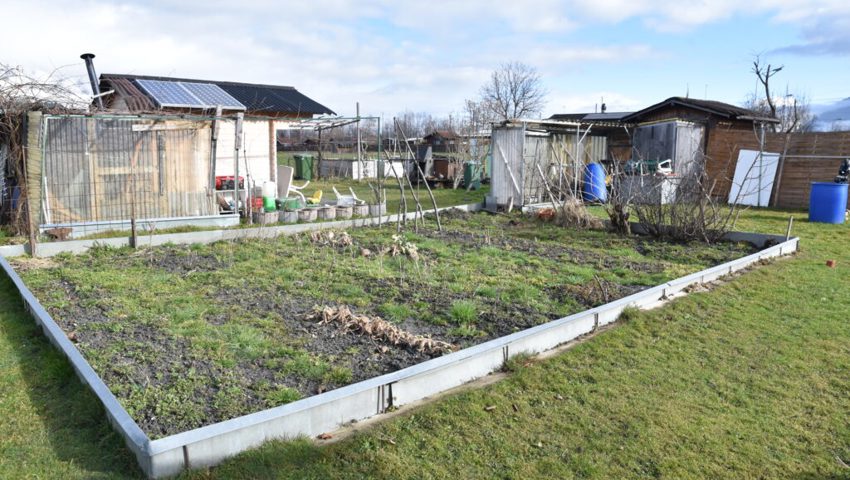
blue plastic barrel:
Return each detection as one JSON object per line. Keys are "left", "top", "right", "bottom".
{"left": 582, "top": 163, "right": 607, "bottom": 203}
{"left": 809, "top": 182, "right": 848, "bottom": 224}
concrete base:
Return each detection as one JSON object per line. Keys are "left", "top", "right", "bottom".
{"left": 39, "top": 214, "right": 240, "bottom": 240}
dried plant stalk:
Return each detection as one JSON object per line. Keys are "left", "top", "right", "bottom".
{"left": 309, "top": 305, "right": 454, "bottom": 355}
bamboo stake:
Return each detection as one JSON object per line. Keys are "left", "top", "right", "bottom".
{"left": 384, "top": 150, "right": 408, "bottom": 232}
{"left": 395, "top": 118, "right": 441, "bottom": 232}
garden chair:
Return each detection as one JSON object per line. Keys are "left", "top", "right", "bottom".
{"left": 332, "top": 186, "right": 365, "bottom": 206}
{"left": 306, "top": 190, "right": 323, "bottom": 205}
{"left": 277, "top": 165, "right": 309, "bottom": 204}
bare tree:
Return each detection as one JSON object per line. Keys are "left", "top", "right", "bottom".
{"left": 439, "top": 99, "right": 494, "bottom": 190}
{"left": 751, "top": 55, "right": 783, "bottom": 130}
{"left": 0, "top": 63, "right": 87, "bottom": 236}
{"left": 396, "top": 110, "right": 436, "bottom": 139}
{"left": 746, "top": 88, "right": 814, "bottom": 134}
{"left": 479, "top": 61, "right": 547, "bottom": 121}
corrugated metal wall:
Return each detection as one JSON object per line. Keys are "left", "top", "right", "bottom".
{"left": 488, "top": 126, "right": 524, "bottom": 206}
{"left": 550, "top": 134, "right": 607, "bottom": 196}
{"left": 489, "top": 127, "right": 610, "bottom": 206}
{"left": 674, "top": 123, "right": 705, "bottom": 179}
{"left": 632, "top": 120, "right": 704, "bottom": 176}
{"left": 551, "top": 134, "right": 607, "bottom": 164}
{"left": 522, "top": 135, "right": 550, "bottom": 205}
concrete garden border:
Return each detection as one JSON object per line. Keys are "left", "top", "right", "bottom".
{"left": 0, "top": 204, "right": 799, "bottom": 478}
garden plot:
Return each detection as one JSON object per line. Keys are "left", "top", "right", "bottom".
{"left": 13, "top": 211, "right": 756, "bottom": 439}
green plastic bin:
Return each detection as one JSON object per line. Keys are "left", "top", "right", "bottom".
{"left": 293, "top": 154, "right": 313, "bottom": 180}
{"left": 464, "top": 161, "right": 481, "bottom": 190}
{"left": 280, "top": 197, "right": 302, "bottom": 211}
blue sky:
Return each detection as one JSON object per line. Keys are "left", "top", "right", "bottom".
{"left": 2, "top": 0, "right": 848, "bottom": 118}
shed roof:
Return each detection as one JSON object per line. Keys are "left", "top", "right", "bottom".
{"left": 99, "top": 73, "right": 335, "bottom": 116}
{"left": 622, "top": 97, "right": 778, "bottom": 123}
{"left": 548, "top": 111, "right": 633, "bottom": 122}
{"left": 424, "top": 130, "right": 459, "bottom": 140}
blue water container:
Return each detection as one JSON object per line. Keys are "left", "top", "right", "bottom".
{"left": 808, "top": 182, "right": 848, "bottom": 224}
{"left": 582, "top": 163, "right": 607, "bottom": 203}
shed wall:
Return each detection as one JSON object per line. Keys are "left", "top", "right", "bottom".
{"left": 216, "top": 119, "right": 274, "bottom": 189}
{"left": 488, "top": 126, "right": 524, "bottom": 207}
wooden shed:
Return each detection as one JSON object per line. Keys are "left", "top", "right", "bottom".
{"left": 621, "top": 97, "right": 779, "bottom": 200}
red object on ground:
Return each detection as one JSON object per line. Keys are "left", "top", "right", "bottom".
{"left": 537, "top": 208, "right": 556, "bottom": 221}
{"left": 826, "top": 259, "right": 836, "bottom": 268}
{"left": 215, "top": 176, "right": 244, "bottom": 190}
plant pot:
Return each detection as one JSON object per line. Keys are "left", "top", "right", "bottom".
{"left": 280, "top": 209, "right": 299, "bottom": 223}
{"left": 368, "top": 202, "right": 387, "bottom": 217}
{"left": 353, "top": 204, "right": 369, "bottom": 217}
{"left": 317, "top": 206, "right": 336, "bottom": 221}
{"left": 336, "top": 205, "right": 353, "bottom": 219}
{"left": 252, "top": 211, "right": 278, "bottom": 225}
{"left": 298, "top": 208, "right": 317, "bottom": 222}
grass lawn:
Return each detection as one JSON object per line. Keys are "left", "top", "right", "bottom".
{"left": 12, "top": 212, "right": 748, "bottom": 438}
{"left": 289, "top": 177, "right": 487, "bottom": 216}
{"left": 0, "top": 208, "right": 848, "bottom": 479}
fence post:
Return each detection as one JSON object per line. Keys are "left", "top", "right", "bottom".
{"left": 24, "top": 111, "right": 43, "bottom": 256}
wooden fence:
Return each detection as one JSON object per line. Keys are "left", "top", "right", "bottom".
{"left": 708, "top": 128, "right": 850, "bottom": 209}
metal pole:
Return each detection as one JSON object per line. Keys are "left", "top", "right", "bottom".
{"left": 234, "top": 112, "right": 243, "bottom": 216}
{"left": 80, "top": 53, "right": 104, "bottom": 110}
{"left": 209, "top": 105, "right": 222, "bottom": 195}
{"left": 574, "top": 125, "right": 580, "bottom": 197}
{"left": 356, "top": 102, "right": 362, "bottom": 169}
{"left": 757, "top": 121, "right": 766, "bottom": 207}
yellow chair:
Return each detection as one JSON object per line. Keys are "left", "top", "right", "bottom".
{"left": 307, "top": 190, "right": 323, "bottom": 205}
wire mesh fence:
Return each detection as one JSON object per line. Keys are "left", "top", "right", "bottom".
{"left": 39, "top": 115, "right": 217, "bottom": 236}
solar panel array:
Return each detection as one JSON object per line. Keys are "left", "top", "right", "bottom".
{"left": 135, "top": 79, "right": 246, "bottom": 110}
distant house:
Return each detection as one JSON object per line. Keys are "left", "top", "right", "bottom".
{"left": 423, "top": 130, "right": 459, "bottom": 152}
{"left": 621, "top": 97, "right": 778, "bottom": 199}
{"left": 99, "top": 74, "right": 334, "bottom": 186}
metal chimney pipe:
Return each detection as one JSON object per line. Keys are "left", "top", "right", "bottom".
{"left": 80, "top": 53, "right": 104, "bottom": 109}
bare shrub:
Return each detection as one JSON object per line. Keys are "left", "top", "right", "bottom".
{"left": 626, "top": 158, "right": 738, "bottom": 244}
{"left": 1, "top": 63, "right": 87, "bottom": 234}
{"left": 553, "top": 198, "right": 603, "bottom": 230}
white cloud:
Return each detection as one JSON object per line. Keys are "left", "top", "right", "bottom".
{"left": 545, "top": 91, "right": 645, "bottom": 116}
{"left": 1, "top": 0, "right": 846, "bottom": 118}
{"left": 531, "top": 44, "right": 657, "bottom": 65}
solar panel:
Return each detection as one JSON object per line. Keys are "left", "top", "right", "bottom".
{"left": 135, "top": 79, "right": 195, "bottom": 107}
{"left": 135, "top": 79, "right": 245, "bottom": 110}
{"left": 181, "top": 82, "right": 245, "bottom": 110}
